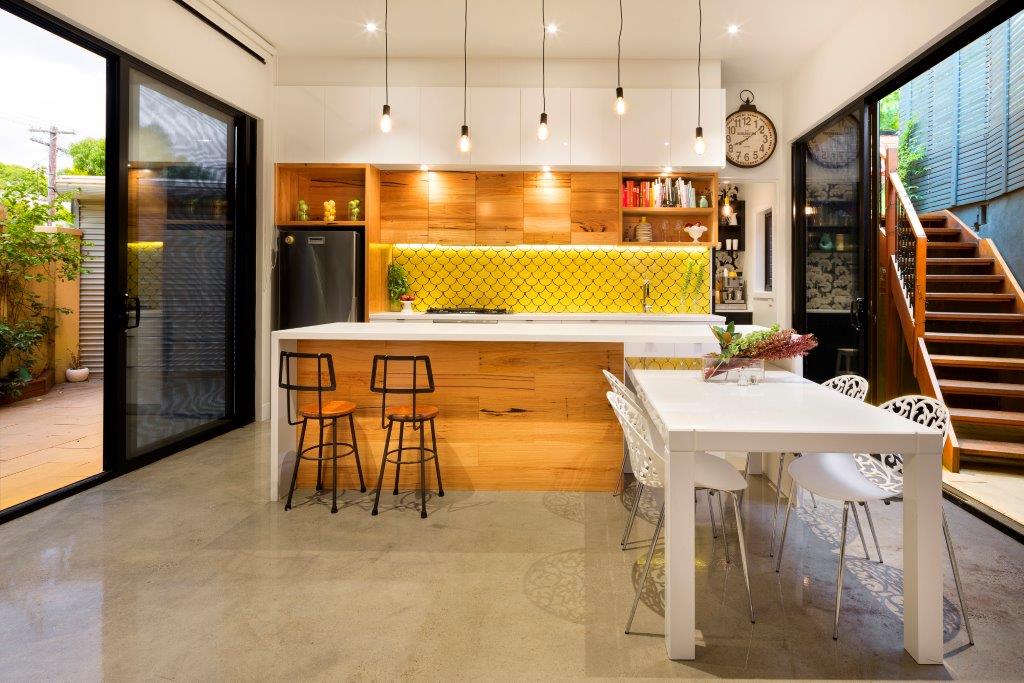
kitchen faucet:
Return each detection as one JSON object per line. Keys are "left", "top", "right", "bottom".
{"left": 642, "top": 279, "right": 652, "bottom": 313}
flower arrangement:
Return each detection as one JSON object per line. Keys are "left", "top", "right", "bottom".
{"left": 704, "top": 322, "right": 818, "bottom": 380}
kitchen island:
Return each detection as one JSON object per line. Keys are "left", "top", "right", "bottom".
{"left": 269, "top": 321, "right": 720, "bottom": 499}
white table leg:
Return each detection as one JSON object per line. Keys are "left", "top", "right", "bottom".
{"left": 268, "top": 338, "right": 297, "bottom": 501}
{"left": 902, "top": 446, "right": 944, "bottom": 664}
{"left": 665, "top": 449, "right": 697, "bottom": 660}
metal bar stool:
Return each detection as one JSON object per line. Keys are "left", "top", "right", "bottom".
{"left": 279, "top": 351, "right": 367, "bottom": 513}
{"left": 369, "top": 354, "right": 444, "bottom": 519}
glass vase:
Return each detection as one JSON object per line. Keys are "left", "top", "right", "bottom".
{"left": 701, "top": 355, "right": 766, "bottom": 384}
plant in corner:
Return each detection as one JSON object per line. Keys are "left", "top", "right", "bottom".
{"left": 0, "top": 168, "right": 85, "bottom": 398}
{"left": 386, "top": 262, "right": 410, "bottom": 309}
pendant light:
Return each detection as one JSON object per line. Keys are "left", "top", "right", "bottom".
{"left": 693, "top": 0, "right": 706, "bottom": 155}
{"left": 614, "top": 0, "right": 626, "bottom": 115}
{"left": 537, "top": 0, "right": 550, "bottom": 140}
{"left": 458, "top": 0, "right": 471, "bottom": 153}
{"left": 379, "top": 0, "right": 392, "bottom": 133}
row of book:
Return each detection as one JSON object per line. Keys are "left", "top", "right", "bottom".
{"left": 621, "top": 178, "right": 700, "bottom": 208}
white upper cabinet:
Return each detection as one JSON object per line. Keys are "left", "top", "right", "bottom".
{"left": 670, "top": 89, "right": 726, "bottom": 169}
{"left": 275, "top": 86, "right": 325, "bottom": 162}
{"left": 469, "top": 88, "right": 521, "bottom": 165}
{"left": 570, "top": 88, "right": 620, "bottom": 167}
{"left": 366, "top": 86, "right": 420, "bottom": 164}
{"left": 620, "top": 89, "right": 672, "bottom": 168}
{"left": 420, "top": 87, "right": 469, "bottom": 166}
{"left": 324, "top": 86, "right": 369, "bottom": 162}
{"left": 521, "top": 87, "right": 570, "bottom": 166}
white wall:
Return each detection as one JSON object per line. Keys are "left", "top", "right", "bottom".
{"left": 782, "top": 0, "right": 989, "bottom": 141}
{"left": 32, "top": 0, "right": 277, "bottom": 421}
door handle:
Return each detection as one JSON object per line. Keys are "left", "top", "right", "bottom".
{"left": 124, "top": 293, "right": 141, "bottom": 330}
{"left": 850, "top": 296, "right": 866, "bottom": 331}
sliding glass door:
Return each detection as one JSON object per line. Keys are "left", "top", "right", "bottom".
{"left": 123, "top": 67, "right": 253, "bottom": 460}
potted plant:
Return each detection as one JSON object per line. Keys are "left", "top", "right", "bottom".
{"left": 0, "top": 168, "right": 85, "bottom": 399}
{"left": 398, "top": 293, "right": 416, "bottom": 314}
{"left": 387, "top": 262, "right": 410, "bottom": 310}
{"left": 703, "top": 322, "right": 818, "bottom": 382}
{"left": 65, "top": 350, "right": 89, "bottom": 382}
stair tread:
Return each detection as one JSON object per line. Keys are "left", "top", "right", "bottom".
{"left": 927, "top": 274, "right": 1003, "bottom": 281}
{"left": 939, "top": 379, "right": 1024, "bottom": 396}
{"left": 924, "top": 227, "right": 961, "bottom": 235}
{"left": 927, "top": 242, "right": 976, "bottom": 249}
{"left": 931, "top": 355, "right": 1024, "bottom": 369}
{"left": 926, "top": 257, "right": 993, "bottom": 265}
{"left": 926, "top": 311, "right": 1024, "bottom": 322}
{"left": 926, "top": 293, "right": 1016, "bottom": 301}
{"left": 949, "top": 408, "right": 1024, "bottom": 427}
{"left": 959, "top": 439, "right": 1024, "bottom": 458}
{"left": 924, "top": 332, "right": 1024, "bottom": 343}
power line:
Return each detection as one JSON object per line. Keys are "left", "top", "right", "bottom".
{"left": 29, "top": 125, "right": 76, "bottom": 223}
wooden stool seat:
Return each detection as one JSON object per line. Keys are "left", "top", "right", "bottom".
{"left": 300, "top": 399, "right": 357, "bottom": 418}
{"left": 388, "top": 404, "right": 439, "bottom": 421}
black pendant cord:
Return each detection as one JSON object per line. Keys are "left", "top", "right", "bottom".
{"left": 463, "top": 0, "right": 468, "bottom": 126}
{"left": 617, "top": 0, "right": 622, "bottom": 88}
{"left": 384, "top": 0, "right": 389, "bottom": 106}
{"left": 541, "top": 0, "right": 547, "bottom": 113}
{"left": 696, "top": 0, "right": 702, "bottom": 128}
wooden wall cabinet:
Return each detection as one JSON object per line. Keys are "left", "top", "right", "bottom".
{"left": 475, "top": 172, "right": 524, "bottom": 245}
{"left": 380, "top": 170, "right": 428, "bottom": 243}
{"left": 570, "top": 173, "right": 620, "bottom": 245}
{"left": 428, "top": 171, "right": 476, "bottom": 244}
{"left": 524, "top": 172, "right": 571, "bottom": 243}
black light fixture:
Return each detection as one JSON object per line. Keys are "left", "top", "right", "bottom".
{"left": 379, "top": 0, "right": 392, "bottom": 133}
{"left": 694, "top": 0, "right": 705, "bottom": 155}
{"left": 614, "top": 0, "right": 626, "bottom": 115}
{"left": 458, "top": 0, "right": 471, "bottom": 152}
{"left": 537, "top": 0, "right": 550, "bottom": 140}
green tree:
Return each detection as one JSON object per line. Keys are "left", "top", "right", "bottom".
{"left": 0, "top": 163, "right": 47, "bottom": 197}
{"left": 879, "top": 91, "right": 900, "bottom": 133}
{"left": 64, "top": 137, "right": 105, "bottom": 176}
{"left": 898, "top": 116, "right": 927, "bottom": 203}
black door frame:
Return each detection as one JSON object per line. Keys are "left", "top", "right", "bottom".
{"left": 0, "top": 0, "right": 256, "bottom": 524}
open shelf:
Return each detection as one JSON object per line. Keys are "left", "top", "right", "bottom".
{"left": 621, "top": 207, "right": 713, "bottom": 215}
{"left": 621, "top": 241, "right": 713, "bottom": 247}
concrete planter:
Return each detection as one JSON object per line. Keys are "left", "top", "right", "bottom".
{"left": 65, "top": 367, "right": 90, "bottom": 383}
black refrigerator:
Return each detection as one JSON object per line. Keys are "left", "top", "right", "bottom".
{"left": 276, "top": 228, "right": 363, "bottom": 329}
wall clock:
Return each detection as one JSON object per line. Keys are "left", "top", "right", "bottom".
{"left": 807, "top": 114, "right": 860, "bottom": 169}
{"left": 725, "top": 90, "right": 777, "bottom": 168}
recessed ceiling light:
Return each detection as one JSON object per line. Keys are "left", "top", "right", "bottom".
{"left": 546, "top": 23, "right": 558, "bottom": 34}
{"left": 727, "top": 24, "right": 739, "bottom": 35}
{"left": 365, "top": 21, "right": 379, "bottom": 33}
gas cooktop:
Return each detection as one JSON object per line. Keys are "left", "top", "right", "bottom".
{"left": 425, "top": 307, "right": 511, "bottom": 315}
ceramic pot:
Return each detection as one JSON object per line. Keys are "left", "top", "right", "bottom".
{"left": 401, "top": 300, "right": 414, "bottom": 314}
{"left": 66, "top": 367, "right": 90, "bottom": 383}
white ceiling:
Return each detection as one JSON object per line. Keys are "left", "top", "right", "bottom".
{"left": 216, "top": 0, "right": 852, "bottom": 81}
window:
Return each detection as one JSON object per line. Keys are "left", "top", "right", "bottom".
{"left": 763, "top": 209, "right": 773, "bottom": 292}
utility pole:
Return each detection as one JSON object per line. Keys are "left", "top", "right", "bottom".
{"left": 30, "top": 125, "right": 75, "bottom": 223}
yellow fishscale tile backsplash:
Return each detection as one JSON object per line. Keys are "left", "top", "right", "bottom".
{"left": 391, "top": 245, "right": 711, "bottom": 314}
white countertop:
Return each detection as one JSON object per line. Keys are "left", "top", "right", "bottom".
{"left": 370, "top": 312, "right": 725, "bottom": 323}
{"left": 273, "top": 321, "right": 725, "bottom": 357}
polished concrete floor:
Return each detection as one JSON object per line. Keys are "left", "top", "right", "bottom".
{"left": 1, "top": 422, "right": 1024, "bottom": 680}
{"left": 0, "top": 381, "right": 103, "bottom": 510}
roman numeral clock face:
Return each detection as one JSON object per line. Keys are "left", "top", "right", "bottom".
{"left": 726, "top": 108, "right": 777, "bottom": 168}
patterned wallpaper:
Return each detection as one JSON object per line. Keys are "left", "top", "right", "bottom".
{"left": 806, "top": 251, "right": 856, "bottom": 312}
{"left": 390, "top": 245, "right": 711, "bottom": 314}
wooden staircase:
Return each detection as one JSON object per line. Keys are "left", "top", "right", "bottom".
{"left": 915, "top": 210, "right": 1024, "bottom": 468}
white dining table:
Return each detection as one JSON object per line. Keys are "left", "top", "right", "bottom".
{"left": 625, "top": 367, "right": 946, "bottom": 664}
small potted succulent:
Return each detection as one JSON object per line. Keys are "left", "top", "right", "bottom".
{"left": 65, "top": 350, "right": 90, "bottom": 383}
{"left": 399, "top": 293, "right": 416, "bottom": 314}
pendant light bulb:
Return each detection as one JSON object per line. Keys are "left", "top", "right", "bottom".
{"left": 537, "top": 112, "right": 549, "bottom": 141}
{"left": 459, "top": 124, "right": 472, "bottom": 153}
{"left": 694, "top": 126, "right": 706, "bottom": 156}
{"left": 379, "top": 104, "right": 392, "bottom": 133}
{"left": 615, "top": 87, "right": 626, "bottom": 116}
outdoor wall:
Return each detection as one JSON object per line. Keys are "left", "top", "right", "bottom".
{"left": 954, "top": 188, "right": 1024, "bottom": 284}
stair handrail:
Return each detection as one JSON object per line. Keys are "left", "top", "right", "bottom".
{"left": 885, "top": 169, "right": 928, "bottom": 350}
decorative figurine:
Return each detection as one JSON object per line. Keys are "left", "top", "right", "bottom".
{"left": 348, "top": 198, "right": 361, "bottom": 221}
{"left": 323, "top": 200, "right": 336, "bottom": 223}
{"left": 819, "top": 232, "right": 834, "bottom": 251}
{"left": 296, "top": 199, "right": 309, "bottom": 221}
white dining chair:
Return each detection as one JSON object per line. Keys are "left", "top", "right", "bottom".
{"left": 603, "top": 369, "right": 726, "bottom": 550}
{"left": 773, "top": 394, "right": 973, "bottom": 644}
{"left": 607, "top": 391, "right": 755, "bottom": 632}
{"left": 768, "top": 374, "right": 871, "bottom": 558}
